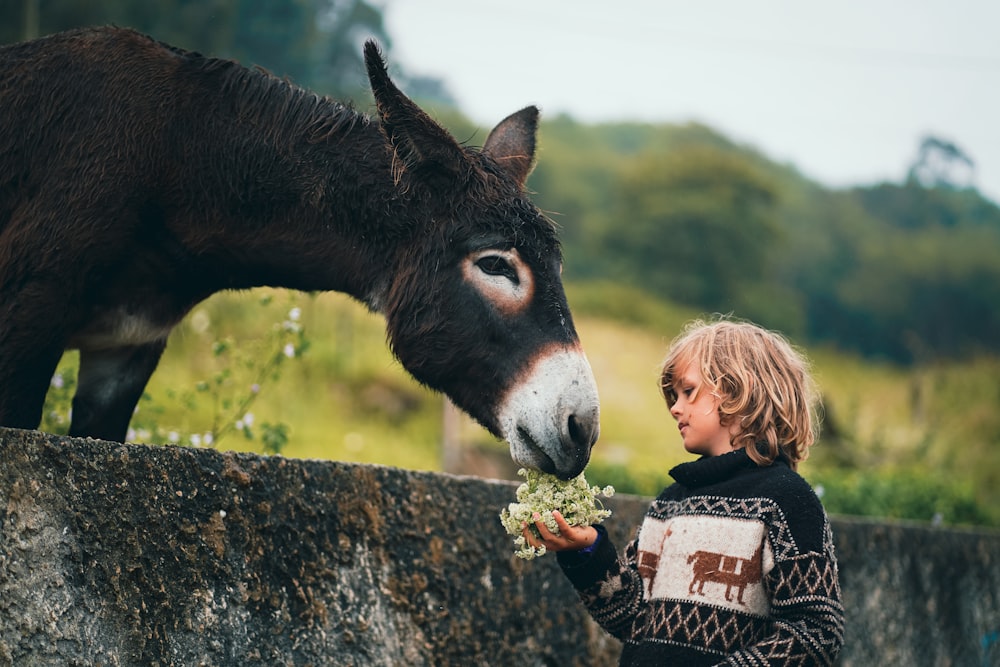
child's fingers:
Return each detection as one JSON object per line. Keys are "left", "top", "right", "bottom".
{"left": 520, "top": 522, "right": 541, "bottom": 547}
{"left": 531, "top": 512, "right": 556, "bottom": 541}
{"left": 551, "top": 511, "right": 598, "bottom": 549}
{"left": 551, "top": 510, "right": 572, "bottom": 533}
{"left": 521, "top": 523, "right": 538, "bottom": 548}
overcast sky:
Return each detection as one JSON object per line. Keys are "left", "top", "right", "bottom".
{"left": 384, "top": 0, "right": 1000, "bottom": 203}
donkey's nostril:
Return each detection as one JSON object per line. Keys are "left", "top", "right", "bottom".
{"left": 568, "top": 414, "right": 583, "bottom": 446}
{"left": 566, "top": 412, "right": 599, "bottom": 451}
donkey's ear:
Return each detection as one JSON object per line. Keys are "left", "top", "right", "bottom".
{"left": 364, "top": 40, "right": 467, "bottom": 180}
{"left": 482, "top": 106, "right": 539, "bottom": 188}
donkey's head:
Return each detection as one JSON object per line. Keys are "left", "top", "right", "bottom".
{"left": 364, "top": 42, "right": 599, "bottom": 479}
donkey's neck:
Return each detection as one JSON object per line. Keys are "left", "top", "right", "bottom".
{"left": 179, "top": 62, "right": 403, "bottom": 310}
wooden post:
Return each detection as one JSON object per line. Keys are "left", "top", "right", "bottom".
{"left": 441, "top": 397, "right": 461, "bottom": 473}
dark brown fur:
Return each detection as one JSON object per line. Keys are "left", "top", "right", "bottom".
{"left": 0, "top": 27, "right": 598, "bottom": 474}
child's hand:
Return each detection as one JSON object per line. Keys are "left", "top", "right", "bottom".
{"left": 522, "top": 510, "right": 598, "bottom": 553}
{"left": 499, "top": 468, "right": 613, "bottom": 559}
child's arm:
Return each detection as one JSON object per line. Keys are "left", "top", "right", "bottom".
{"left": 524, "top": 511, "right": 648, "bottom": 642}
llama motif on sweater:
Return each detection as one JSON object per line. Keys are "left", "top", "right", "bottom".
{"left": 637, "top": 514, "right": 775, "bottom": 613}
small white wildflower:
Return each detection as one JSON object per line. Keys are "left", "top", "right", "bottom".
{"left": 344, "top": 432, "right": 364, "bottom": 451}
{"left": 250, "top": 383, "right": 261, "bottom": 394}
{"left": 168, "top": 431, "right": 180, "bottom": 443}
{"left": 243, "top": 412, "right": 254, "bottom": 427}
{"left": 189, "top": 433, "right": 202, "bottom": 447}
{"left": 288, "top": 307, "right": 301, "bottom": 321}
{"left": 499, "top": 468, "right": 614, "bottom": 560}
{"left": 189, "top": 310, "right": 211, "bottom": 334}
{"left": 203, "top": 432, "right": 214, "bottom": 446}
{"left": 50, "top": 373, "right": 64, "bottom": 389}
{"left": 283, "top": 343, "right": 296, "bottom": 358}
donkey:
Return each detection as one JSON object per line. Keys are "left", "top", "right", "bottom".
{"left": 0, "top": 26, "right": 600, "bottom": 479}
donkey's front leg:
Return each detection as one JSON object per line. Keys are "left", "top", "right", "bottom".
{"left": 70, "top": 341, "right": 167, "bottom": 442}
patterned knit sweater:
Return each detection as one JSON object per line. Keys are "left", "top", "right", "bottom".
{"left": 557, "top": 449, "right": 845, "bottom": 666}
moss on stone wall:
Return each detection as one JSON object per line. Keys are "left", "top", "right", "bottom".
{"left": 1, "top": 428, "right": 998, "bottom": 666}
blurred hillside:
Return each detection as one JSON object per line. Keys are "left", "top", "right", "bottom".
{"left": 4, "top": 0, "right": 998, "bottom": 365}
{"left": 6, "top": 1, "right": 999, "bottom": 525}
{"left": 523, "top": 119, "right": 1000, "bottom": 365}
{"left": 43, "top": 285, "right": 1000, "bottom": 528}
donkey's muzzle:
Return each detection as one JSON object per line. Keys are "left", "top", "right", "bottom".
{"left": 499, "top": 346, "right": 601, "bottom": 480}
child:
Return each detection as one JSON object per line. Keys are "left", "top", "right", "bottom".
{"left": 524, "top": 318, "right": 845, "bottom": 665}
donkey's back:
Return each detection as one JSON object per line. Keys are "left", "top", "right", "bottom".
{"left": 2, "top": 28, "right": 214, "bottom": 281}
{"left": 1, "top": 28, "right": 249, "bottom": 438}
{"left": 0, "top": 27, "right": 600, "bottom": 478}
{"left": 2, "top": 27, "right": 191, "bottom": 204}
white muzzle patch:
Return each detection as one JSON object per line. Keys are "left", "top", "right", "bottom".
{"left": 497, "top": 345, "right": 600, "bottom": 479}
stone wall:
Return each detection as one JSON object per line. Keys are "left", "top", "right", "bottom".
{"left": 1, "top": 428, "right": 998, "bottom": 666}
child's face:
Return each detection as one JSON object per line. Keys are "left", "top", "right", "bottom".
{"left": 667, "top": 363, "right": 736, "bottom": 458}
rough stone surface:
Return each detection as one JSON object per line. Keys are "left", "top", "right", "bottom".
{"left": 1, "top": 427, "right": 998, "bottom": 666}
{"left": 834, "top": 517, "right": 1000, "bottom": 666}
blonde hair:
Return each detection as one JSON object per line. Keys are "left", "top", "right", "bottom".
{"left": 659, "top": 317, "right": 819, "bottom": 469}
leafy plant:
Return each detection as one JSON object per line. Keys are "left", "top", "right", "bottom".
{"left": 41, "top": 292, "right": 308, "bottom": 455}
{"left": 807, "top": 468, "right": 997, "bottom": 528}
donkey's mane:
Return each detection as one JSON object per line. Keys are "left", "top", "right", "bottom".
{"left": 207, "top": 53, "right": 369, "bottom": 146}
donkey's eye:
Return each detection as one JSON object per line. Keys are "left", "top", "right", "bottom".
{"left": 476, "top": 255, "right": 519, "bottom": 285}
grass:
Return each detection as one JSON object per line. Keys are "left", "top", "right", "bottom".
{"left": 43, "top": 284, "right": 1000, "bottom": 526}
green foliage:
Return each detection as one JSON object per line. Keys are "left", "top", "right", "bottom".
{"left": 42, "top": 292, "right": 308, "bottom": 454}
{"left": 259, "top": 422, "right": 290, "bottom": 455}
{"left": 584, "top": 462, "right": 671, "bottom": 499}
{"left": 527, "top": 116, "right": 1000, "bottom": 363}
{"left": 856, "top": 181, "right": 1000, "bottom": 230}
{"left": 602, "top": 144, "right": 779, "bottom": 310}
{"left": 40, "top": 364, "right": 76, "bottom": 435}
{"left": 565, "top": 281, "right": 699, "bottom": 334}
{"left": 807, "top": 469, "right": 998, "bottom": 528}
{"left": 1, "top": 0, "right": 391, "bottom": 100}
{"left": 833, "top": 224, "right": 1000, "bottom": 360}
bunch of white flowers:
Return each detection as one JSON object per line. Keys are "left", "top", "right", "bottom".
{"left": 499, "top": 468, "right": 615, "bottom": 560}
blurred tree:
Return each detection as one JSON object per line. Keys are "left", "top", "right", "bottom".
{"left": 601, "top": 144, "right": 779, "bottom": 312}
{"left": 309, "top": 0, "right": 391, "bottom": 99}
{"left": 834, "top": 222, "right": 1000, "bottom": 362}
{"left": 0, "top": 0, "right": 392, "bottom": 99}
{"left": 831, "top": 182, "right": 1000, "bottom": 362}
{"left": 907, "top": 135, "right": 975, "bottom": 190}
{"left": 855, "top": 180, "right": 1000, "bottom": 230}
{"left": 527, "top": 115, "right": 1000, "bottom": 362}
